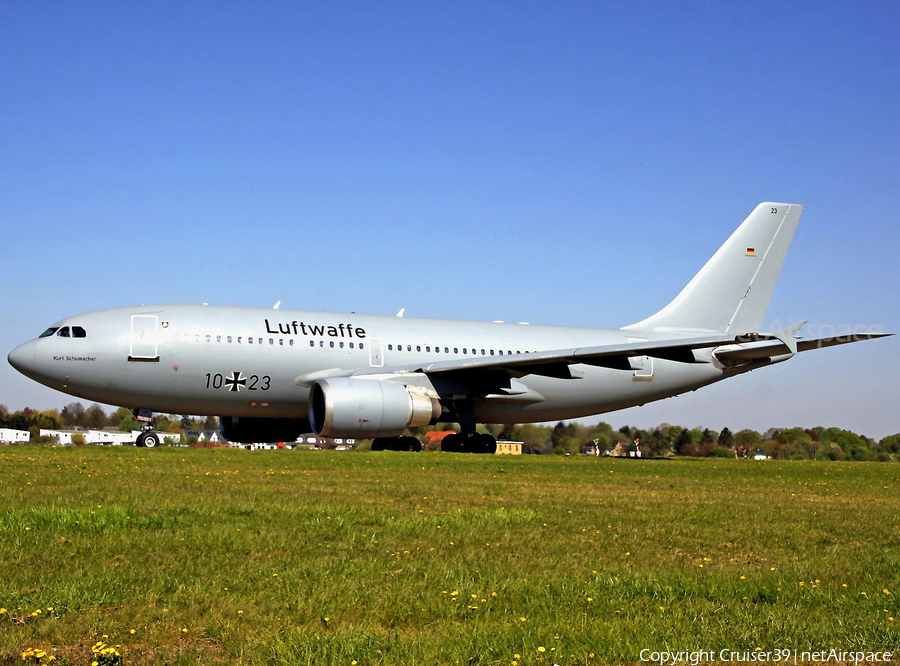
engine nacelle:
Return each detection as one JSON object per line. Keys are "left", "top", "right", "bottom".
{"left": 220, "top": 416, "right": 311, "bottom": 444}
{"left": 309, "top": 378, "right": 441, "bottom": 438}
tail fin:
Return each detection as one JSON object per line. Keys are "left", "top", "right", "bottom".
{"left": 623, "top": 202, "right": 803, "bottom": 335}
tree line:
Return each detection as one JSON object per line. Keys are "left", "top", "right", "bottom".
{"left": 409, "top": 421, "right": 900, "bottom": 461}
{"left": 1, "top": 402, "right": 898, "bottom": 461}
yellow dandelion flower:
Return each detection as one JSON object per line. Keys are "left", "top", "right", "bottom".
{"left": 740, "top": 576, "right": 746, "bottom": 580}
{"left": 537, "top": 646, "right": 546, "bottom": 653}
{"left": 519, "top": 617, "right": 527, "bottom": 622}
{"left": 883, "top": 589, "right": 891, "bottom": 595}
{"left": 182, "top": 627, "right": 188, "bottom": 633}
{"left": 130, "top": 629, "right": 136, "bottom": 634}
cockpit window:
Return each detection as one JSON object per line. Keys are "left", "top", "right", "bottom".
{"left": 57, "top": 327, "right": 70, "bottom": 338}
{"left": 39, "top": 328, "right": 60, "bottom": 338}
{"left": 72, "top": 326, "right": 86, "bottom": 338}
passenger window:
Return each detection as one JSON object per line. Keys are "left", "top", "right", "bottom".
{"left": 339, "top": 342, "right": 344, "bottom": 348}
{"left": 426, "top": 346, "right": 430, "bottom": 352}
{"left": 490, "top": 350, "right": 495, "bottom": 355}
{"left": 269, "top": 338, "right": 274, "bottom": 345}
{"left": 481, "top": 349, "right": 485, "bottom": 355}
{"left": 238, "top": 337, "right": 242, "bottom": 343}
{"left": 406, "top": 345, "right": 411, "bottom": 351}
{"left": 388, "top": 344, "right": 393, "bottom": 351}
{"left": 329, "top": 341, "right": 334, "bottom": 348}
{"left": 227, "top": 336, "right": 233, "bottom": 343}
{"left": 72, "top": 327, "right": 87, "bottom": 338}
{"left": 444, "top": 347, "right": 449, "bottom": 353}
{"left": 319, "top": 341, "right": 324, "bottom": 347}
{"left": 454, "top": 347, "right": 458, "bottom": 354}
{"left": 289, "top": 339, "right": 294, "bottom": 346}
{"left": 40, "top": 328, "right": 60, "bottom": 338}
{"left": 359, "top": 343, "right": 364, "bottom": 350}
{"left": 249, "top": 337, "right": 254, "bottom": 344}
{"left": 499, "top": 350, "right": 503, "bottom": 355}
{"left": 463, "top": 348, "right": 467, "bottom": 354}
{"left": 349, "top": 342, "right": 354, "bottom": 349}
{"left": 310, "top": 340, "right": 315, "bottom": 347}
{"left": 217, "top": 335, "right": 221, "bottom": 343}
{"left": 279, "top": 339, "right": 284, "bottom": 346}
{"left": 205, "top": 335, "right": 210, "bottom": 343}
{"left": 57, "top": 327, "right": 70, "bottom": 338}
{"left": 416, "top": 345, "right": 421, "bottom": 352}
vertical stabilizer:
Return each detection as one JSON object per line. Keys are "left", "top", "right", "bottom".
{"left": 623, "top": 202, "right": 803, "bottom": 335}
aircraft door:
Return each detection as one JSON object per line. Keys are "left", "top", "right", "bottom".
{"left": 368, "top": 337, "right": 384, "bottom": 368}
{"left": 129, "top": 314, "right": 160, "bottom": 362}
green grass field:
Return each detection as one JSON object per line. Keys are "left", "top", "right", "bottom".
{"left": 1, "top": 448, "right": 897, "bottom": 665}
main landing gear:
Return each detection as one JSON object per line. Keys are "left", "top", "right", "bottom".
{"left": 371, "top": 436, "right": 422, "bottom": 452}
{"left": 440, "top": 432, "right": 497, "bottom": 454}
{"left": 439, "top": 399, "right": 497, "bottom": 454}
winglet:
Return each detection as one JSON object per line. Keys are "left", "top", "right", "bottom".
{"left": 773, "top": 320, "right": 807, "bottom": 356}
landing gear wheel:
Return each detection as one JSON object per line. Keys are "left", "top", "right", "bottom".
{"left": 478, "top": 434, "right": 497, "bottom": 454}
{"left": 398, "top": 436, "right": 422, "bottom": 452}
{"left": 371, "top": 436, "right": 422, "bottom": 452}
{"left": 136, "top": 431, "right": 160, "bottom": 448}
{"left": 441, "top": 433, "right": 461, "bottom": 452}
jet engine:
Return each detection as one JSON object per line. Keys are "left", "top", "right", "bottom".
{"left": 309, "top": 377, "right": 441, "bottom": 438}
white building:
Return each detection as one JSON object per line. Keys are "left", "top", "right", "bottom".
{"left": 40, "top": 429, "right": 143, "bottom": 445}
{"left": 0, "top": 428, "right": 31, "bottom": 443}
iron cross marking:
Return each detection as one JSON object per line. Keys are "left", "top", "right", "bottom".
{"left": 225, "top": 371, "right": 247, "bottom": 392}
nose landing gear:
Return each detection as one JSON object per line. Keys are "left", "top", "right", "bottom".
{"left": 133, "top": 408, "right": 161, "bottom": 448}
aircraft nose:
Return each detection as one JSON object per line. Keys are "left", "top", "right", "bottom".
{"left": 8, "top": 340, "right": 36, "bottom": 376}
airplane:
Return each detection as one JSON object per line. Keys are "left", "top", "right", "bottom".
{"left": 8, "top": 202, "right": 891, "bottom": 452}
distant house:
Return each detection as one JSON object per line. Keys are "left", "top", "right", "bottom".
{"left": 495, "top": 440, "right": 523, "bottom": 455}
{"left": 184, "top": 430, "right": 223, "bottom": 442}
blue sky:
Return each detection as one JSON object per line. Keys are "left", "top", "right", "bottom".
{"left": 2, "top": 2, "right": 898, "bottom": 438}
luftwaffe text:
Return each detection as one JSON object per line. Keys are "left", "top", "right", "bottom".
{"left": 264, "top": 319, "right": 366, "bottom": 339}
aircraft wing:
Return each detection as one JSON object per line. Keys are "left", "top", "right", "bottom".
{"left": 407, "top": 334, "right": 736, "bottom": 379}
{"left": 296, "top": 331, "right": 892, "bottom": 394}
